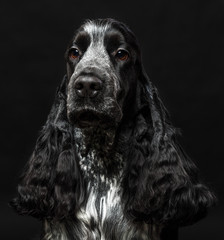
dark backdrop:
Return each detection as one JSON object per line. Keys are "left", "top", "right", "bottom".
{"left": 0, "top": 0, "right": 223, "bottom": 239}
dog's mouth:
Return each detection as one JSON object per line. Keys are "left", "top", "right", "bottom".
{"left": 78, "top": 111, "right": 100, "bottom": 128}
{"left": 71, "top": 109, "right": 116, "bottom": 128}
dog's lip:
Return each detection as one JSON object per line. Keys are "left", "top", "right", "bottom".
{"left": 73, "top": 109, "right": 115, "bottom": 128}
{"left": 68, "top": 104, "right": 122, "bottom": 128}
{"left": 77, "top": 111, "right": 100, "bottom": 127}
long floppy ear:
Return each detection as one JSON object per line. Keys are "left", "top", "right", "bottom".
{"left": 122, "top": 66, "right": 216, "bottom": 226}
{"left": 10, "top": 75, "right": 85, "bottom": 220}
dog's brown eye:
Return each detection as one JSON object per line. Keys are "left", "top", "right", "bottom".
{"left": 115, "top": 49, "right": 129, "bottom": 61}
{"left": 69, "top": 48, "right": 80, "bottom": 59}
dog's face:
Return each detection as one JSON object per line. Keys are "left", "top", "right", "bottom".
{"left": 66, "top": 19, "right": 140, "bottom": 128}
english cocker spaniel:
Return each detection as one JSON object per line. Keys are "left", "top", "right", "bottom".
{"left": 11, "top": 18, "right": 216, "bottom": 240}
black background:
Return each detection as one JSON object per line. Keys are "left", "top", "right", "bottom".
{"left": 1, "top": 0, "right": 223, "bottom": 239}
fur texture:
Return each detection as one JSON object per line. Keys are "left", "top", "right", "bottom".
{"left": 11, "top": 19, "right": 216, "bottom": 240}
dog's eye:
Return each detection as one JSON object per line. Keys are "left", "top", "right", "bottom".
{"left": 115, "top": 49, "right": 129, "bottom": 61}
{"left": 69, "top": 48, "right": 80, "bottom": 60}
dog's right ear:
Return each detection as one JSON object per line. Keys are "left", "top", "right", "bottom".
{"left": 10, "top": 75, "right": 86, "bottom": 220}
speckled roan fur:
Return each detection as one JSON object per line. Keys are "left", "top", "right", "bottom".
{"left": 11, "top": 19, "right": 216, "bottom": 240}
{"left": 42, "top": 126, "right": 155, "bottom": 240}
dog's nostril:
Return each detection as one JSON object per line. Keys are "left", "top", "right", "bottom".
{"left": 75, "top": 82, "right": 84, "bottom": 90}
{"left": 90, "top": 82, "right": 102, "bottom": 91}
{"left": 74, "top": 76, "right": 102, "bottom": 98}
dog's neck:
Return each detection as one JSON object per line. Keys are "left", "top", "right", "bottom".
{"left": 74, "top": 127, "right": 124, "bottom": 185}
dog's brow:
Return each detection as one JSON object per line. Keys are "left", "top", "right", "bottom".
{"left": 104, "top": 31, "right": 126, "bottom": 50}
{"left": 73, "top": 31, "right": 91, "bottom": 50}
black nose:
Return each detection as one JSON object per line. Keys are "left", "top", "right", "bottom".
{"left": 74, "top": 76, "right": 103, "bottom": 98}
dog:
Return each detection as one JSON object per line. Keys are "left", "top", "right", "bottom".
{"left": 11, "top": 18, "right": 216, "bottom": 240}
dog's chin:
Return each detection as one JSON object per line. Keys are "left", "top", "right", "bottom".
{"left": 77, "top": 111, "right": 101, "bottom": 128}
{"left": 69, "top": 110, "right": 118, "bottom": 129}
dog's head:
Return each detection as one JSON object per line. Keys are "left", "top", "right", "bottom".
{"left": 65, "top": 19, "right": 140, "bottom": 128}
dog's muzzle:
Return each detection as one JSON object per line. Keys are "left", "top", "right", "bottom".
{"left": 67, "top": 74, "right": 123, "bottom": 129}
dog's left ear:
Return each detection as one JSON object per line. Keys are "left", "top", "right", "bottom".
{"left": 122, "top": 63, "right": 216, "bottom": 226}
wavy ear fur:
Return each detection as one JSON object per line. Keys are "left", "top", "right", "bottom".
{"left": 10, "top": 75, "right": 85, "bottom": 220}
{"left": 122, "top": 67, "right": 216, "bottom": 226}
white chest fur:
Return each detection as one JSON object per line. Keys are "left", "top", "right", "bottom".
{"left": 74, "top": 128, "right": 151, "bottom": 239}
{"left": 76, "top": 180, "right": 123, "bottom": 240}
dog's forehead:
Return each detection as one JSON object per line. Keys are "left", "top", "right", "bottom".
{"left": 83, "top": 21, "right": 111, "bottom": 40}
{"left": 81, "top": 21, "right": 124, "bottom": 45}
